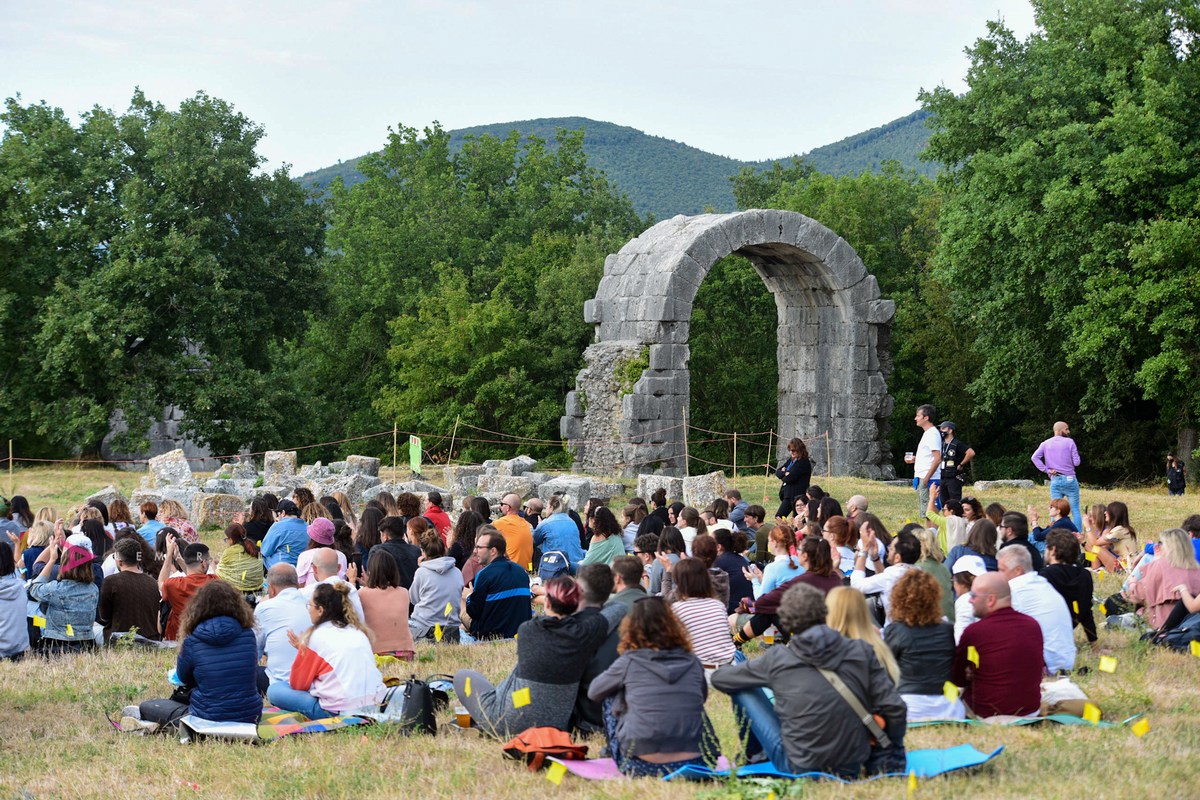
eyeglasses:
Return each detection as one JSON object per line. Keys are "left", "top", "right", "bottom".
{"left": 473, "top": 544, "right": 490, "bottom": 551}
{"left": 499, "top": 502, "right": 510, "bottom": 509}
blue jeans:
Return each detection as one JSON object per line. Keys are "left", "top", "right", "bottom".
{"left": 729, "top": 687, "right": 794, "bottom": 773}
{"left": 1049, "top": 474, "right": 1082, "bottom": 531}
{"left": 267, "top": 682, "right": 331, "bottom": 720}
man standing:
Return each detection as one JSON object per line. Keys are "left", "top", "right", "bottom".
{"left": 1031, "top": 422, "right": 1082, "bottom": 530}
{"left": 254, "top": 563, "right": 311, "bottom": 692}
{"left": 997, "top": 546, "right": 1076, "bottom": 674}
{"left": 462, "top": 529, "right": 532, "bottom": 640}
{"left": 951, "top": 572, "right": 1044, "bottom": 717}
{"left": 937, "top": 422, "right": 975, "bottom": 506}
{"left": 494, "top": 494, "right": 534, "bottom": 571}
{"left": 906, "top": 405, "right": 942, "bottom": 513}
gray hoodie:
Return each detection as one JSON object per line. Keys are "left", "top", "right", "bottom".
{"left": 408, "top": 556, "right": 463, "bottom": 630}
{"left": 588, "top": 647, "right": 707, "bottom": 756}
{"left": 0, "top": 574, "right": 29, "bottom": 657}
{"left": 711, "top": 624, "right": 907, "bottom": 773}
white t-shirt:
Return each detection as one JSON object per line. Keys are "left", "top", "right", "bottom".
{"left": 914, "top": 427, "right": 942, "bottom": 479}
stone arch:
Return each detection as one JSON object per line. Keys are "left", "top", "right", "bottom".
{"left": 560, "top": 210, "right": 896, "bottom": 479}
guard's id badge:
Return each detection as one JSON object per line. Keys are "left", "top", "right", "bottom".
{"left": 945, "top": 459, "right": 955, "bottom": 468}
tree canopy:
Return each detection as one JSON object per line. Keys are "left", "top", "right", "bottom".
{"left": 0, "top": 91, "right": 325, "bottom": 457}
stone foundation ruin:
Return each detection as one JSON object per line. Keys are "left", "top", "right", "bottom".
{"left": 560, "top": 210, "right": 896, "bottom": 479}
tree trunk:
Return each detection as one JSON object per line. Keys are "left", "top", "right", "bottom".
{"left": 1178, "top": 427, "right": 1197, "bottom": 487}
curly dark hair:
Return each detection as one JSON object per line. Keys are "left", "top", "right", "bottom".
{"left": 178, "top": 580, "right": 254, "bottom": 640}
{"left": 888, "top": 569, "right": 944, "bottom": 627}
{"left": 618, "top": 596, "right": 692, "bottom": 653}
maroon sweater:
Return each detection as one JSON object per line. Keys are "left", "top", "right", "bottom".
{"left": 952, "top": 606, "right": 1044, "bottom": 717}
{"left": 753, "top": 571, "right": 844, "bottom": 616}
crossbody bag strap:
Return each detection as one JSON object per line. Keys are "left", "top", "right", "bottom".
{"left": 816, "top": 667, "right": 892, "bottom": 749}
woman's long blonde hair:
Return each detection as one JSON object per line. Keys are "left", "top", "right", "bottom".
{"left": 330, "top": 491, "right": 356, "bottom": 527}
{"left": 826, "top": 587, "right": 899, "bottom": 684}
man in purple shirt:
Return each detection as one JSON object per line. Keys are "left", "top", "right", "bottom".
{"left": 1031, "top": 422, "right": 1082, "bottom": 530}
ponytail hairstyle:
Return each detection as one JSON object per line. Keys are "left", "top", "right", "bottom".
{"left": 224, "top": 522, "right": 259, "bottom": 558}
{"left": 419, "top": 525, "right": 446, "bottom": 559}
{"left": 307, "top": 581, "right": 373, "bottom": 644}
{"left": 770, "top": 523, "right": 799, "bottom": 571}
{"left": 547, "top": 493, "right": 571, "bottom": 516}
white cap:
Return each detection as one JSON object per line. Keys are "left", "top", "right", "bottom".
{"left": 65, "top": 533, "right": 93, "bottom": 552}
{"left": 951, "top": 555, "right": 987, "bottom": 576}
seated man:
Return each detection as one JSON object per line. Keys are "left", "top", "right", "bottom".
{"left": 159, "top": 541, "right": 218, "bottom": 641}
{"left": 301, "top": 548, "right": 364, "bottom": 622}
{"left": 370, "top": 516, "right": 420, "bottom": 589}
{"left": 849, "top": 530, "right": 920, "bottom": 623}
{"left": 951, "top": 572, "right": 1044, "bottom": 717}
{"left": 571, "top": 563, "right": 619, "bottom": 733}
{"left": 254, "top": 563, "right": 311, "bottom": 693}
{"left": 998, "top": 511, "right": 1044, "bottom": 572}
{"left": 725, "top": 490, "right": 749, "bottom": 532}
{"left": 998, "top": 545, "right": 1076, "bottom": 673}
{"left": 462, "top": 529, "right": 532, "bottom": 640}
{"left": 846, "top": 495, "right": 868, "bottom": 528}
{"left": 711, "top": 583, "right": 907, "bottom": 777}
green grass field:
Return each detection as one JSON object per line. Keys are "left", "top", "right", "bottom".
{"left": 3, "top": 466, "right": 1199, "bottom": 799}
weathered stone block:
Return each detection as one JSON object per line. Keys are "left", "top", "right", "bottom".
{"left": 231, "top": 459, "right": 257, "bottom": 480}
{"left": 194, "top": 493, "right": 245, "bottom": 529}
{"left": 537, "top": 476, "right": 593, "bottom": 513}
{"left": 683, "top": 471, "right": 727, "bottom": 510}
{"left": 129, "top": 489, "right": 162, "bottom": 510}
{"left": 298, "top": 463, "right": 330, "bottom": 480}
{"left": 476, "top": 474, "right": 535, "bottom": 499}
{"left": 263, "top": 451, "right": 297, "bottom": 486}
{"left": 345, "top": 455, "right": 380, "bottom": 477}
{"left": 149, "top": 449, "right": 194, "bottom": 488}
{"left": 497, "top": 455, "right": 538, "bottom": 477}
{"left": 86, "top": 485, "right": 126, "bottom": 510}
{"left": 637, "top": 474, "right": 684, "bottom": 503}
{"left": 203, "top": 478, "right": 239, "bottom": 495}
{"left": 482, "top": 460, "right": 503, "bottom": 472}
{"left": 325, "top": 474, "right": 382, "bottom": 506}
{"left": 973, "top": 479, "right": 1037, "bottom": 491}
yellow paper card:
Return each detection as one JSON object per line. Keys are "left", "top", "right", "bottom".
{"left": 1098, "top": 603, "right": 1108, "bottom": 616}
{"left": 66, "top": 624, "right": 74, "bottom": 637}
{"left": 464, "top": 677, "right": 472, "bottom": 698}
{"left": 528, "top": 563, "right": 533, "bottom": 572}
{"left": 943, "top": 681, "right": 959, "bottom": 702}
{"left": 546, "top": 762, "right": 567, "bottom": 786}
{"left": 434, "top": 624, "right": 443, "bottom": 642}
{"left": 1098, "top": 656, "right": 1117, "bottom": 673}
{"left": 967, "top": 645, "right": 979, "bottom": 667}
{"left": 1083, "top": 703, "right": 1101, "bottom": 724}
{"left": 1072, "top": 601, "right": 1080, "bottom": 614}
{"left": 908, "top": 770, "right": 917, "bottom": 799}
{"left": 1085, "top": 551, "right": 1097, "bottom": 563}
{"left": 1132, "top": 718, "right": 1150, "bottom": 737}
{"left": 512, "top": 687, "right": 531, "bottom": 708}
{"left": 445, "top": 602, "right": 454, "bottom": 616}
{"left": 1191, "top": 640, "right": 1200, "bottom": 658}
{"left": 32, "top": 616, "right": 46, "bottom": 628}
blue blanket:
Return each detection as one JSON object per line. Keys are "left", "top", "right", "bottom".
{"left": 663, "top": 744, "right": 1004, "bottom": 782}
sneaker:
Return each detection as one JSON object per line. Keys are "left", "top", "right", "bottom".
{"left": 121, "top": 705, "right": 141, "bottom": 720}
{"left": 119, "top": 716, "right": 160, "bottom": 734}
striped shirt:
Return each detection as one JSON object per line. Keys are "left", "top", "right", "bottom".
{"left": 671, "top": 597, "right": 735, "bottom": 666}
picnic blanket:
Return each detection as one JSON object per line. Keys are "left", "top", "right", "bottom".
{"left": 547, "top": 745, "right": 1003, "bottom": 782}
{"left": 174, "top": 706, "right": 371, "bottom": 743}
{"left": 909, "top": 713, "right": 1145, "bottom": 729}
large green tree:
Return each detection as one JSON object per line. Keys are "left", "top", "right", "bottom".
{"left": 920, "top": 0, "right": 1200, "bottom": 480}
{"left": 0, "top": 91, "right": 325, "bottom": 457}
{"left": 304, "top": 124, "right": 643, "bottom": 461}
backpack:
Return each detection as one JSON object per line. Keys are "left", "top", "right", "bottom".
{"left": 1159, "top": 611, "right": 1200, "bottom": 651}
{"left": 538, "top": 550, "right": 572, "bottom": 581}
{"left": 502, "top": 727, "right": 588, "bottom": 771}
{"left": 358, "top": 674, "right": 448, "bottom": 733}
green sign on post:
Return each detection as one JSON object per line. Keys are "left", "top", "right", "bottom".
{"left": 409, "top": 435, "right": 422, "bottom": 474}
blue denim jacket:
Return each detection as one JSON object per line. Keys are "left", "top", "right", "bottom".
{"left": 28, "top": 577, "right": 99, "bottom": 641}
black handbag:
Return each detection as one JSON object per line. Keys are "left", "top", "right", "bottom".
{"left": 369, "top": 674, "right": 449, "bottom": 734}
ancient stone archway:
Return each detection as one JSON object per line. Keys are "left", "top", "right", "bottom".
{"left": 560, "top": 210, "right": 896, "bottom": 479}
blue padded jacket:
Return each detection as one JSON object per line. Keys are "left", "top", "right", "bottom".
{"left": 176, "top": 615, "right": 261, "bottom": 723}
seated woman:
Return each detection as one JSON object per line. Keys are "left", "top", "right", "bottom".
{"left": 295, "top": 518, "right": 346, "bottom": 587}
{"left": 732, "top": 537, "right": 841, "bottom": 646}
{"left": 668, "top": 558, "right": 736, "bottom": 671}
{"left": 883, "top": 570, "right": 964, "bottom": 721}
{"left": 408, "top": 527, "right": 463, "bottom": 645}
{"left": 268, "top": 582, "right": 386, "bottom": 719}
{"left": 826, "top": 587, "right": 899, "bottom": 685}
{"left": 1088, "top": 501, "right": 1137, "bottom": 573}
{"left": 452, "top": 577, "right": 607, "bottom": 739}
{"left": 355, "top": 549, "right": 415, "bottom": 658}
{"left": 1029, "top": 498, "right": 1078, "bottom": 554}
{"left": 744, "top": 524, "right": 802, "bottom": 599}
{"left": 1126, "top": 528, "right": 1200, "bottom": 630}
{"left": 648, "top": 526, "right": 686, "bottom": 596}
{"left": 822, "top": 515, "right": 856, "bottom": 576}
{"left": 135, "top": 580, "right": 261, "bottom": 729}
{"left": 215, "top": 523, "right": 264, "bottom": 604}
{"left": 925, "top": 495, "right": 968, "bottom": 555}
{"left": 911, "top": 526, "right": 955, "bottom": 621}
{"left": 27, "top": 528, "right": 99, "bottom": 654}
{"left": 0, "top": 544, "right": 30, "bottom": 660}
{"left": 533, "top": 494, "right": 586, "bottom": 569}
{"left": 945, "top": 519, "right": 999, "bottom": 573}
{"left": 158, "top": 499, "right": 198, "bottom": 544}
{"left": 1041, "top": 530, "right": 1097, "bottom": 645}
{"left": 660, "top": 534, "right": 730, "bottom": 608}
{"left": 950, "top": 555, "right": 986, "bottom": 643}
{"left": 581, "top": 507, "right": 630, "bottom": 568}
{"left": 588, "top": 597, "right": 709, "bottom": 777}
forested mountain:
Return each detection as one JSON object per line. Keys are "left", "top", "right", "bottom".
{"left": 296, "top": 111, "right": 934, "bottom": 218}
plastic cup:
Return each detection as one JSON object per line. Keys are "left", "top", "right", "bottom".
{"left": 904, "top": 452, "right": 915, "bottom": 464}
{"left": 455, "top": 705, "right": 471, "bottom": 728}
{"left": 763, "top": 626, "right": 776, "bottom": 645}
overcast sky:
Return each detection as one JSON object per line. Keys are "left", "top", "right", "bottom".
{"left": 1, "top": 0, "right": 1037, "bottom": 174}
